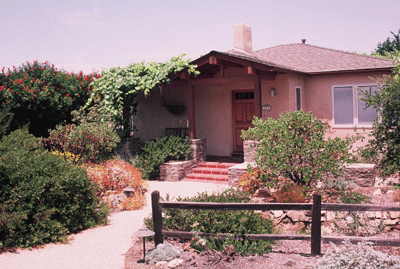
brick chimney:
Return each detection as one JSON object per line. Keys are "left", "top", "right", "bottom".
{"left": 233, "top": 23, "right": 252, "bottom": 54}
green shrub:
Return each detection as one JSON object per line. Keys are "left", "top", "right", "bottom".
{"left": 0, "top": 129, "right": 109, "bottom": 248}
{"left": 138, "top": 136, "right": 191, "bottom": 180}
{"left": 340, "top": 191, "right": 371, "bottom": 204}
{"left": 0, "top": 61, "right": 100, "bottom": 137}
{"left": 42, "top": 121, "right": 120, "bottom": 164}
{"left": 360, "top": 65, "right": 400, "bottom": 176}
{"left": 144, "top": 189, "right": 274, "bottom": 255}
{"left": 242, "top": 111, "right": 355, "bottom": 186}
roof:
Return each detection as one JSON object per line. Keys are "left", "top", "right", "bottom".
{"left": 220, "top": 43, "right": 397, "bottom": 74}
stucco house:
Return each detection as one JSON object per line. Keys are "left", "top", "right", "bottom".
{"left": 132, "top": 23, "right": 396, "bottom": 158}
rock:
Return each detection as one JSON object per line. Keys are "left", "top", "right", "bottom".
{"left": 271, "top": 210, "right": 284, "bottom": 218}
{"left": 384, "top": 219, "right": 400, "bottom": 225}
{"left": 156, "top": 261, "right": 168, "bottom": 268}
{"left": 253, "top": 188, "right": 272, "bottom": 198}
{"left": 286, "top": 211, "right": 309, "bottom": 222}
{"left": 373, "top": 189, "right": 382, "bottom": 196}
{"left": 168, "top": 258, "right": 184, "bottom": 268}
{"left": 389, "top": 211, "right": 400, "bottom": 219}
{"left": 326, "top": 211, "right": 336, "bottom": 221}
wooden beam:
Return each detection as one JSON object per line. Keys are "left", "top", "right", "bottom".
{"left": 247, "top": 66, "right": 255, "bottom": 75}
{"left": 253, "top": 74, "right": 261, "bottom": 118}
{"left": 188, "top": 80, "right": 196, "bottom": 139}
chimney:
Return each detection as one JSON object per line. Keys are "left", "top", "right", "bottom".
{"left": 234, "top": 23, "right": 253, "bottom": 54}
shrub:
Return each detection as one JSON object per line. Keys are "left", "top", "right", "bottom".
{"left": 138, "top": 136, "right": 191, "bottom": 180}
{"left": 394, "top": 189, "right": 400, "bottom": 202}
{"left": 314, "top": 240, "right": 400, "bottom": 268}
{"left": 238, "top": 168, "right": 268, "bottom": 194}
{"left": 0, "top": 129, "right": 109, "bottom": 248}
{"left": 86, "top": 159, "right": 147, "bottom": 210}
{"left": 0, "top": 61, "right": 100, "bottom": 137}
{"left": 242, "top": 111, "right": 355, "bottom": 186}
{"left": 361, "top": 65, "right": 400, "bottom": 176}
{"left": 145, "top": 242, "right": 183, "bottom": 265}
{"left": 273, "top": 183, "right": 306, "bottom": 203}
{"left": 42, "top": 121, "right": 120, "bottom": 164}
{"left": 340, "top": 192, "right": 371, "bottom": 204}
{"left": 144, "top": 189, "right": 274, "bottom": 255}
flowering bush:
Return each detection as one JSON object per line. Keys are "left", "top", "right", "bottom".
{"left": 42, "top": 121, "right": 120, "bottom": 164}
{"left": 314, "top": 240, "right": 400, "bottom": 268}
{"left": 86, "top": 159, "right": 147, "bottom": 210}
{"left": 0, "top": 61, "right": 101, "bottom": 137}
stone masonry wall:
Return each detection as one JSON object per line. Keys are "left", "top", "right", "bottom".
{"left": 160, "top": 139, "right": 206, "bottom": 181}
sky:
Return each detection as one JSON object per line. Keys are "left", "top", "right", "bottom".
{"left": 1, "top": 0, "right": 399, "bottom": 74}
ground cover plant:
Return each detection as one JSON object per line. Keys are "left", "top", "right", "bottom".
{"left": 241, "top": 111, "right": 355, "bottom": 187}
{"left": 314, "top": 240, "right": 400, "bottom": 268}
{"left": 137, "top": 136, "right": 191, "bottom": 180}
{"left": 86, "top": 159, "right": 147, "bottom": 210}
{"left": 144, "top": 189, "right": 274, "bottom": 255}
{"left": 0, "top": 61, "right": 100, "bottom": 137}
{"left": 0, "top": 129, "right": 109, "bottom": 249}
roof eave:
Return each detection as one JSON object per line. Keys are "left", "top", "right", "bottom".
{"left": 307, "top": 67, "right": 394, "bottom": 76}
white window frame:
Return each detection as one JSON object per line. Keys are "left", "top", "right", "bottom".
{"left": 332, "top": 84, "right": 378, "bottom": 128}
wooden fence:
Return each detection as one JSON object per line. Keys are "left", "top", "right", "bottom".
{"left": 151, "top": 191, "right": 400, "bottom": 256}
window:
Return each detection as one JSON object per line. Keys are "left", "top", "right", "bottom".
{"left": 296, "top": 87, "right": 301, "bottom": 111}
{"left": 332, "top": 85, "right": 378, "bottom": 127}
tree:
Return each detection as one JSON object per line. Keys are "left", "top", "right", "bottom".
{"left": 360, "top": 65, "right": 400, "bottom": 176}
{"left": 0, "top": 61, "right": 99, "bottom": 137}
{"left": 375, "top": 30, "right": 400, "bottom": 56}
{"left": 241, "top": 111, "right": 354, "bottom": 186}
{"left": 85, "top": 55, "right": 199, "bottom": 137}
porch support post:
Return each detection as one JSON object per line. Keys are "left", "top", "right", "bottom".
{"left": 188, "top": 79, "right": 196, "bottom": 139}
{"left": 253, "top": 73, "right": 261, "bottom": 118}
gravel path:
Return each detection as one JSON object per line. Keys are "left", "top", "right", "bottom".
{"left": 0, "top": 180, "right": 229, "bottom": 269}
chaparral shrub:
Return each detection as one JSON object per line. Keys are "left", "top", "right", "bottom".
{"left": 242, "top": 111, "right": 354, "bottom": 186}
{"left": 0, "top": 129, "right": 109, "bottom": 248}
{"left": 314, "top": 240, "right": 400, "bottom": 268}
{"left": 0, "top": 61, "right": 100, "bottom": 137}
{"left": 238, "top": 167, "right": 272, "bottom": 194}
{"left": 86, "top": 159, "right": 147, "bottom": 210}
{"left": 144, "top": 189, "right": 274, "bottom": 255}
{"left": 138, "top": 136, "right": 191, "bottom": 180}
{"left": 42, "top": 121, "right": 120, "bottom": 164}
{"left": 273, "top": 183, "right": 306, "bottom": 203}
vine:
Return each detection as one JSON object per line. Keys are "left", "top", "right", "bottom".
{"left": 85, "top": 54, "right": 199, "bottom": 136}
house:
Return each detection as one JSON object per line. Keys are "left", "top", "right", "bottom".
{"left": 132, "top": 23, "right": 396, "bottom": 158}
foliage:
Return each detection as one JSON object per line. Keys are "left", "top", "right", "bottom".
{"left": 238, "top": 168, "right": 269, "bottom": 194}
{"left": 314, "top": 240, "right": 400, "bottom": 268}
{"left": 137, "top": 136, "right": 192, "bottom": 180}
{"left": 42, "top": 121, "right": 120, "bottom": 164}
{"left": 393, "top": 189, "right": 400, "bottom": 202}
{"left": 0, "top": 129, "right": 109, "bottom": 248}
{"left": 85, "top": 55, "right": 200, "bottom": 136}
{"left": 0, "top": 61, "right": 100, "bottom": 137}
{"left": 144, "top": 189, "right": 274, "bottom": 255}
{"left": 145, "top": 242, "right": 183, "bottom": 265}
{"left": 242, "top": 111, "right": 355, "bottom": 186}
{"left": 375, "top": 29, "right": 400, "bottom": 56}
{"left": 273, "top": 183, "right": 306, "bottom": 203}
{"left": 360, "top": 65, "right": 400, "bottom": 176}
{"left": 323, "top": 177, "right": 351, "bottom": 192}
{"left": 340, "top": 192, "right": 371, "bottom": 204}
{"left": 86, "top": 159, "right": 147, "bottom": 196}
{"left": 0, "top": 103, "right": 13, "bottom": 140}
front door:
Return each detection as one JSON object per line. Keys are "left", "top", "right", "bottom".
{"left": 233, "top": 90, "right": 255, "bottom": 153}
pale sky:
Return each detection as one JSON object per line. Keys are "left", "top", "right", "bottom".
{"left": 1, "top": 0, "right": 399, "bottom": 74}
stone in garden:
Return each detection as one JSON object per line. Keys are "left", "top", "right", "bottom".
{"left": 168, "top": 258, "right": 184, "bottom": 268}
{"left": 373, "top": 189, "right": 382, "bottom": 196}
{"left": 389, "top": 211, "right": 400, "bottom": 219}
{"left": 253, "top": 188, "right": 272, "bottom": 198}
{"left": 384, "top": 219, "right": 400, "bottom": 225}
{"left": 271, "top": 210, "right": 284, "bottom": 218}
{"left": 156, "top": 261, "right": 168, "bottom": 268}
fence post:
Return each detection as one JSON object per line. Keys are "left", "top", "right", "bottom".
{"left": 151, "top": 191, "right": 163, "bottom": 246}
{"left": 311, "top": 193, "right": 321, "bottom": 256}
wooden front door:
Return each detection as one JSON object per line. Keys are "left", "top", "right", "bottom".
{"left": 233, "top": 91, "right": 255, "bottom": 152}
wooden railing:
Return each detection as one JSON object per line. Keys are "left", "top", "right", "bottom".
{"left": 151, "top": 191, "right": 400, "bottom": 256}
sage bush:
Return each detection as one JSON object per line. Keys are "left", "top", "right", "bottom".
{"left": 242, "top": 111, "right": 354, "bottom": 186}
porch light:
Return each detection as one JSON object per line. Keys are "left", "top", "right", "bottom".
{"left": 262, "top": 104, "right": 271, "bottom": 111}
{"left": 270, "top": 88, "right": 276, "bottom": 97}
{"left": 133, "top": 226, "right": 155, "bottom": 261}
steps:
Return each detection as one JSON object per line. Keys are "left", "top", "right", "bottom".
{"left": 185, "top": 162, "right": 237, "bottom": 182}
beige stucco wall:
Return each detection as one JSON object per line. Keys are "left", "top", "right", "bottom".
{"left": 194, "top": 76, "right": 253, "bottom": 156}
{"left": 133, "top": 81, "right": 188, "bottom": 142}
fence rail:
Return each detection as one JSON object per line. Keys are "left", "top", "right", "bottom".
{"left": 151, "top": 191, "right": 400, "bottom": 256}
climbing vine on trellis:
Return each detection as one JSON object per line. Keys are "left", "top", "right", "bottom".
{"left": 85, "top": 54, "right": 199, "bottom": 136}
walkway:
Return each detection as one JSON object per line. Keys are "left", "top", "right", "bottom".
{"left": 0, "top": 180, "right": 229, "bottom": 269}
